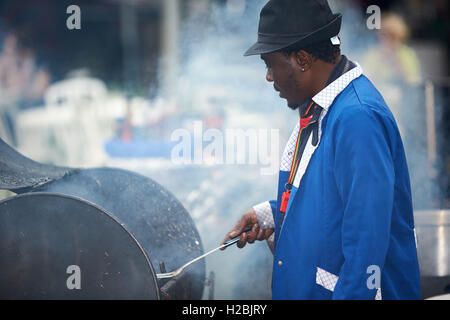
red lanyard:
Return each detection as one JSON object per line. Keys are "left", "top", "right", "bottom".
{"left": 280, "top": 101, "right": 315, "bottom": 214}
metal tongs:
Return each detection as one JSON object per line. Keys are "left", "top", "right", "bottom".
{"left": 156, "top": 228, "right": 252, "bottom": 279}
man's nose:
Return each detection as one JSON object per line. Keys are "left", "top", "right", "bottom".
{"left": 266, "top": 68, "right": 273, "bottom": 82}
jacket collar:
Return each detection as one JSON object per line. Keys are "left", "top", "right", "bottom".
{"left": 312, "top": 61, "right": 363, "bottom": 111}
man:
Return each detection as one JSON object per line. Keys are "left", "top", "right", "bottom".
{"left": 221, "top": 0, "right": 421, "bottom": 300}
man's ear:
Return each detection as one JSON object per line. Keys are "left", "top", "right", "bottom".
{"left": 292, "top": 50, "right": 313, "bottom": 72}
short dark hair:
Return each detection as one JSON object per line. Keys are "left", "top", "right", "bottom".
{"left": 281, "top": 38, "right": 341, "bottom": 64}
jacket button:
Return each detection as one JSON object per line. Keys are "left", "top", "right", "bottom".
{"left": 278, "top": 260, "right": 283, "bottom": 266}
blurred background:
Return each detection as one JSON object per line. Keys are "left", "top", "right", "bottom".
{"left": 0, "top": 0, "right": 448, "bottom": 299}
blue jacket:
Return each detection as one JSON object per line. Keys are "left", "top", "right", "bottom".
{"left": 269, "top": 67, "right": 421, "bottom": 299}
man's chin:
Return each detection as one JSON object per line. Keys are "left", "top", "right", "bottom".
{"left": 287, "top": 101, "right": 299, "bottom": 110}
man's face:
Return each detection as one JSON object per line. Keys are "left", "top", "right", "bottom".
{"left": 261, "top": 51, "right": 310, "bottom": 109}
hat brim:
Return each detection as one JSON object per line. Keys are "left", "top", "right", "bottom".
{"left": 244, "top": 13, "right": 342, "bottom": 56}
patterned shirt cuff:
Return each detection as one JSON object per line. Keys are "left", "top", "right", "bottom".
{"left": 253, "top": 201, "right": 275, "bottom": 229}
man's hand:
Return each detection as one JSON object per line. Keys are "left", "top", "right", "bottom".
{"left": 221, "top": 208, "right": 274, "bottom": 250}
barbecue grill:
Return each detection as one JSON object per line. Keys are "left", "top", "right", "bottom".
{"left": 0, "top": 137, "right": 207, "bottom": 299}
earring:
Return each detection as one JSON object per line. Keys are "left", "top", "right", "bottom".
{"left": 301, "top": 68, "right": 305, "bottom": 72}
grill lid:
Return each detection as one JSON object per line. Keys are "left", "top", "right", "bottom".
{"left": 0, "top": 137, "right": 75, "bottom": 193}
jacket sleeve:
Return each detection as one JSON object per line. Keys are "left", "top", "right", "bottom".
{"left": 332, "top": 105, "right": 395, "bottom": 300}
{"left": 253, "top": 200, "right": 277, "bottom": 229}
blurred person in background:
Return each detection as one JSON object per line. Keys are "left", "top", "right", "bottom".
{"left": 363, "top": 13, "right": 438, "bottom": 210}
{"left": 363, "top": 13, "right": 421, "bottom": 87}
{"left": 361, "top": 12, "right": 422, "bottom": 133}
{"left": 0, "top": 32, "right": 50, "bottom": 145}
{"left": 0, "top": 32, "right": 50, "bottom": 108}
{"left": 0, "top": 33, "right": 23, "bottom": 102}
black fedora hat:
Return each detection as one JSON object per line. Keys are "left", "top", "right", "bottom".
{"left": 244, "top": 0, "right": 342, "bottom": 56}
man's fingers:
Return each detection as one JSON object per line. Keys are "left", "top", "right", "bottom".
{"left": 221, "top": 208, "right": 261, "bottom": 249}
{"left": 220, "top": 222, "right": 251, "bottom": 250}
{"left": 247, "top": 223, "right": 260, "bottom": 243}
{"left": 256, "top": 228, "right": 266, "bottom": 241}
{"left": 220, "top": 229, "right": 236, "bottom": 250}
{"left": 228, "top": 217, "right": 250, "bottom": 238}
{"left": 221, "top": 221, "right": 245, "bottom": 246}
{"left": 237, "top": 232, "right": 247, "bottom": 248}
{"left": 222, "top": 227, "right": 274, "bottom": 251}
{"left": 220, "top": 230, "right": 238, "bottom": 250}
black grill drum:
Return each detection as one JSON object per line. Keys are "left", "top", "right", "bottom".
{"left": 0, "top": 192, "right": 159, "bottom": 299}
{"left": 31, "top": 167, "right": 206, "bottom": 299}
{"left": 0, "top": 137, "right": 205, "bottom": 299}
